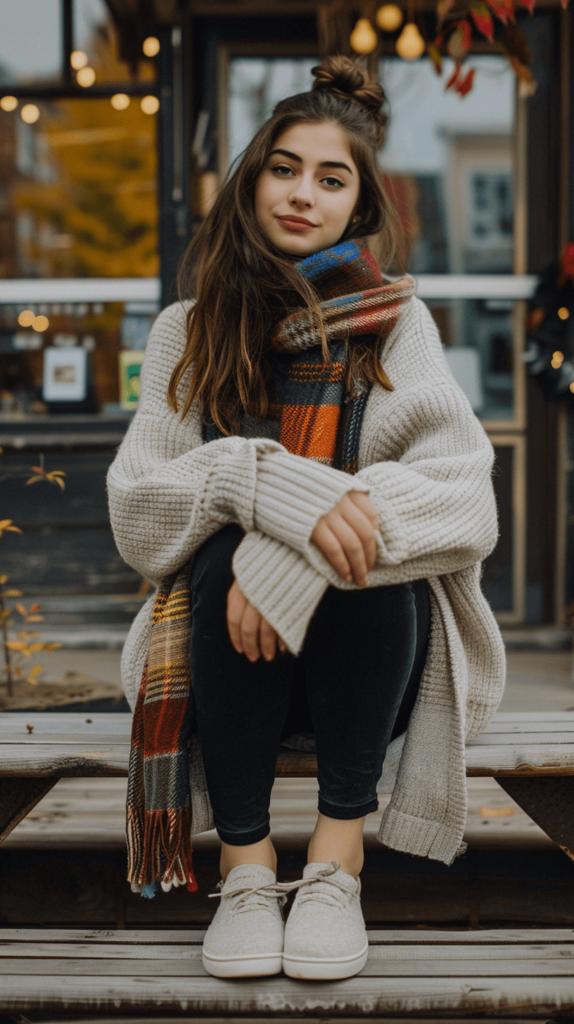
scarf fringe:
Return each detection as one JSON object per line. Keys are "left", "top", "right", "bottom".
{"left": 127, "top": 803, "right": 198, "bottom": 893}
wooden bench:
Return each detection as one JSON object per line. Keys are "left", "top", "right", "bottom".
{"left": 1, "top": 709, "right": 574, "bottom": 1017}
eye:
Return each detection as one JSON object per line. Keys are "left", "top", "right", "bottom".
{"left": 271, "top": 163, "right": 295, "bottom": 177}
{"left": 321, "top": 175, "right": 345, "bottom": 189}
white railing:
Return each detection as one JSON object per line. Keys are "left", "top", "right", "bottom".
{"left": 0, "top": 275, "right": 538, "bottom": 305}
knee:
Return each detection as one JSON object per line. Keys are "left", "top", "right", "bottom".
{"left": 190, "top": 524, "right": 244, "bottom": 603}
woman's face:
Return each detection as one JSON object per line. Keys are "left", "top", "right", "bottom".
{"left": 255, "top": 121, "right": 361, "bottom": 258}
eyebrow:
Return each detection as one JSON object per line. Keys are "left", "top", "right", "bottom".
{"left": 269, "top": 148, "right": 353, "bottom": 175}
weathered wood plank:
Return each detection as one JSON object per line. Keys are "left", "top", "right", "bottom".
{"left": 3, "top": 954, "right": 574, "bottom": 977}
{"left": 1, "top": 973, "right": 574, "bottom": 1015}
{"left": 1, "top": 929, "right": 573, "bottom": 947}
{"left": 2, "top": 942, "right": 574, "bottom": 966}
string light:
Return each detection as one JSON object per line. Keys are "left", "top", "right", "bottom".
{"left": 558, "top": 307, "right": 570, "bottom": 320}
{"left": 21, "top": 104, "right": 40, "bottom": 124}
{"left": 32, "top": 315, "right": 49, "bottom": 332}
{"left": 376, "top": 4, "right": 403, "bottom": 30}
{"left": 396, "top": 22, "right": 425, "bottom": 59}
{"left": 570, "top": 382, "right": 574, "bottom": 394}
{"left": 70, "top": 50, "right": 88, "bottom": 70}
{"left": 77, "top": 67, "right": 96, "bottom": 87}
{"left": 140, "top": 95, "right": 160, "bottom": 115}
{"left": 551, "top": 351, "right": 564, "bottom": 369}
{"left": 350, "top": 17, "right": 378, "bottom": 54}
{"left": 142, "top": 36, "right": 160, "bottom": 57}
{"left": 18, "top": 310, "right": 35, "bottom": 327}
{"left": 111, "top": 94, "right": 130, "bottom": 110}
{"left": 0, "top": 96, "right": 18, "bottom": 112}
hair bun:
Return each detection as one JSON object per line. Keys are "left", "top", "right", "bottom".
{"left": 311, "top": 55, "right": 388, "bottom": 146}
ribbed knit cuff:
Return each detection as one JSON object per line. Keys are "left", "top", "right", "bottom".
{"left": 254, "top": 450, "right": 369, "bottom": 555}
{"left": 210, "top": 438, "right": 284, "bottom": 533}
{"left": 232, "top": 530, "right": 328, "bottom": 655}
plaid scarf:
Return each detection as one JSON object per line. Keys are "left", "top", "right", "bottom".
{"left": 271, "top": 239, "right": 415, "bottom": 472}
{"left": 126, "top": 238, "right": 414, "bottom": 896}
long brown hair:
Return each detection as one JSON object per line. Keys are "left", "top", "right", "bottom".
{"left": 169, "top": 56, "right": 404, "bottom": 434}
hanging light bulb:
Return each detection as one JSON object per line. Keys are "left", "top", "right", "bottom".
{"left": 350, "top": 18, "right": 378, "bottom": 54}
{"left": 376, "top": 4, "right": 403, "bottom": 31}
{"left": 396, "top": 22, "right": 425, "bottom": 59}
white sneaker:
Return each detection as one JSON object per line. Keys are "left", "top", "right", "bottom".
{"left": 283, "top": 861, "right": 369, "bottom": 980}
{"left": 202, "top": 864, "right": 286, "bottom": 978}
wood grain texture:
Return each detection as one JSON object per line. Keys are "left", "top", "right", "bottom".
{"left": 2, "top": 712, "right": 574, "bottom": 779}
{"left": 2, "top": 972, "right": 574, "bottom": 1015}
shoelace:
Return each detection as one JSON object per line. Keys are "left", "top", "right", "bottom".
{"left": 209, "top": 861, "right": 358, "bottom": 915}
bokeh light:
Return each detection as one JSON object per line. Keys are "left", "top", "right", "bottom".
{"left": 350, "top": 18, "right": 378, "bottom": 54}
{"left": 0, "top": 96, "right": 18, "bottom": 112}
{"left": 71, "top": 50, "right": 88, "bottom": 70}
{"left": 32, "top": 315, "right": 50, "bottom": 332}
{"left": 143, "top": 36, "right": 160, "bottom": 57}
{"left": 18, "top": 310, "right": 35, "bottom": 327}
{"left": 77, "top": 67, "right": 96, "bottom": 88}
{"left": 111, "top": 93, "right": 131, "bottom": 110}
{"left": 558, "top": 307, "right": 570, "bottom": 320}
{"left": 140, "top": 95, "right": 160, "bottom": 115}
{"left": 396, "top": 23, "right": 426, "bottom": 59}
{"left": 21, "top": 104, "right": 40, "bottom": 124}
{"left": 376, "top": 4, "right": 403, "bottom": 31}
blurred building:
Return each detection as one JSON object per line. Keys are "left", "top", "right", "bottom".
{"left": 0, "top": 0, "right": 573, "bottom": 633}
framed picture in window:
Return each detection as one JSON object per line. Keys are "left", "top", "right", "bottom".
{"left": 42, "top": 346, "right": 88, "bottom": 402}
{"left": 119, "top": 350, "right": 145, "bottom": 410}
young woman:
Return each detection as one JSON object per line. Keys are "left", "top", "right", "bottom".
{"left": 108, "top": 56, "right": 505, "bottom": 982}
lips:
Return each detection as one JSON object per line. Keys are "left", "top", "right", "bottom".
{"left": 277, "top": 215, "right": 317, "bottom": 230}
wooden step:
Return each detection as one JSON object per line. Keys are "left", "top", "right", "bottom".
{"left": 1, "top": 928, "right": 573, "bottom": 1016}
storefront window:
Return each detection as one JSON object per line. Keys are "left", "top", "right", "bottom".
{"left": 380, "top": 56, "right": 515, "bottom": 274}
{"left": 0, "top": 97, "right": 158, "bottom": 279}
{"left": 73, "top": 0, "right": 156, "bottom": 85}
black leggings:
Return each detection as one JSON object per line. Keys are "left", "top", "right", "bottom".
{"left": 190, "top": 524, "right": 430, "bottom": 846}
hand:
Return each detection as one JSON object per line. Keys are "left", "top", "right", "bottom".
{"left": 227, "top": 579, "right": 287, "bottom": 662}
{"left": 311, "top": 490, "right": 379, "bottom": 587}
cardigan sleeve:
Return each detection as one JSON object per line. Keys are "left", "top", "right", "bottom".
{"left": 233, "top": 382, "right": 498, "bottom": 654}
{"left": 107, "top": 302, "right": 364, "bottom": 585}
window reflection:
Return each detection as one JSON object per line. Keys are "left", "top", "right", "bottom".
{"left": 0, "top": 0, "right": 62, "bottom": 86}
{"left": 0, "top": 98, "right": 158, "bottom": 278}
{"left": 73, "top": 0, "right": 156, "bottom": 84}
{"left": 379, "top": 56, "right": 515, "bottom": 274}
{"left": 428, "top": 298, "right": 515, "bottom": 421}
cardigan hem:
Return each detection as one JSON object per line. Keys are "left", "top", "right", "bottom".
{"left": 378, "top": 804, "right": 465, "bottom": 866}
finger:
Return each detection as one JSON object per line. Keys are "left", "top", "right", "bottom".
{"left": 327, "top": 515, "right": 369, "bottom": 586}
{"left": 278, "top": 637, "right": 287, "bottom": 653}
{"left": 259, "top": 617, "right": 277, "bottom": 662}
{"left": 348, "top": 491, "right": 379, "bottom": 529}
{"left": 227, "top": 582, "right": 248, "bottom": 653}
{"left": 338, "top": 501, "right": 377, "bottom": 572}
{"left": 240, "top": 602, "right": 262, "bottom": 662}
{"left": 312, "top": 522, "right": 352, "bottom": 581}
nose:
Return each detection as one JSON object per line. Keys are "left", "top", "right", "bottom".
{"left": 289, "top": 173, "right": 315, "bottom": 209}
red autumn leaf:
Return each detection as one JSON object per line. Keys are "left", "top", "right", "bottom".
{"left": 447, "top": 20, "right": 472, "bottom": 60}
{"left": 427, "top": 41, "right": 443, "bottom": 73}
{"left": 516, "top": 0, "right": 536, "bottom": 12}
{"left": 30, "top": 466, "right": 44, "bottom": 475}
{"left": 455, "top": 66, "right": 476, "bottom": 94}
{"left": 445, "top": 63, "right": 461, "bottom": 90}
{"left": 470, "top": 0, "right": 494, "bottom": 39}
{"left": 485, "top": 0, "right": 515, "bottom": 23}
{"left": 30, "top": 603, "right": 41, "bottom": 612}
{"left": 436, "top": 0, "right": 456, "bottom": 24}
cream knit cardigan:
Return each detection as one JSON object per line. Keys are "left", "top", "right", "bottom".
{"left": 107, "top": 295, "right": 505, "bottom": 866}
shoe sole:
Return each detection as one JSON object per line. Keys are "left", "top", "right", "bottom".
{"left": 202, "top": 951, "right": 283, "bottom": 978}
{"left": 283, "top": 942, "right": 369, "bottom": 981}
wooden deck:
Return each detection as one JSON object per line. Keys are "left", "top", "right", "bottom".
{"left": 1, "top": 927, "right": 574, "bottom": 1016}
